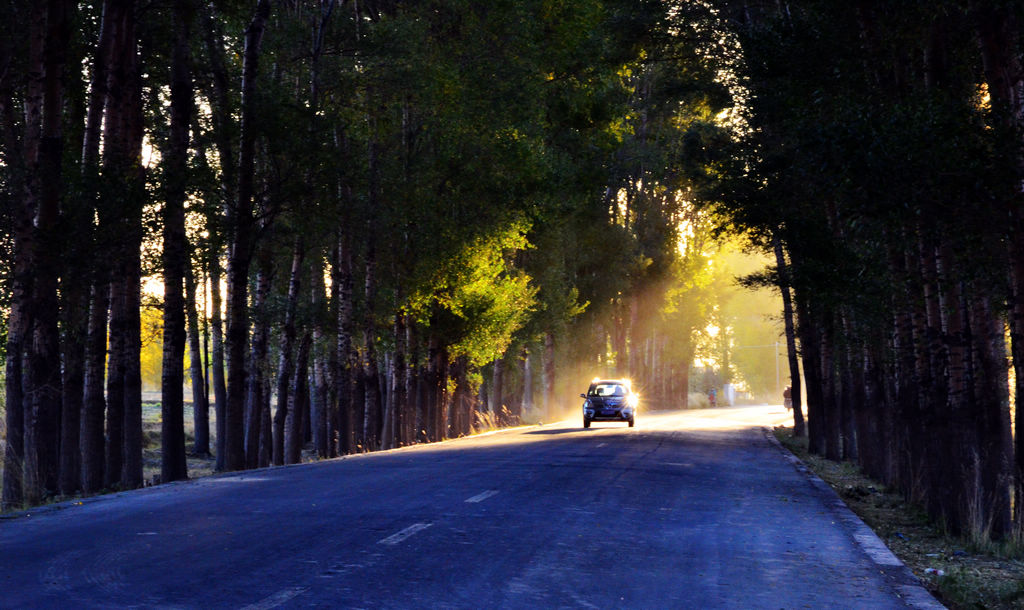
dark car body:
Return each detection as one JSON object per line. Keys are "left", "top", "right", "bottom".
{"left": 581, "top": 379, "right": 636, "bottom": 428}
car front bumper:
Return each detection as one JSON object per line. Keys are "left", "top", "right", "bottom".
{"left": 584, "top": 407, "right": 634, "bottom": 421}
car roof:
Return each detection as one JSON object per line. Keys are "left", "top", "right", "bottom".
{"left": 590, "top": 379, "right": 630, "bottom": 387}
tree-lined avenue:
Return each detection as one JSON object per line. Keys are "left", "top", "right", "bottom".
{"left": 0, "top": 406, "right": 938, "bottom": 608}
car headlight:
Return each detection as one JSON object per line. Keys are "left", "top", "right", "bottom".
{"left": 626, "top": 394, "right": 638, "bottom": 408}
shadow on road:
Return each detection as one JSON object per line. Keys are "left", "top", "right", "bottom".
{"left": 526, "top": 426, "right": 591, "bottom": 435}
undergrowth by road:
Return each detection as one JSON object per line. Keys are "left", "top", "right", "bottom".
{"left": 774, "top": 426, "right": 1024, "bottom": 609}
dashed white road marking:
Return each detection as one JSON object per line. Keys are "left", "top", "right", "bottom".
{"left": 465, "top": 490, "right": 499, "bottom": 503}
{"left": 378, "top": 522, "right": 433, "bottom": 546}
{"left": 242, "top": 587, "right": 308, "bottom": 610}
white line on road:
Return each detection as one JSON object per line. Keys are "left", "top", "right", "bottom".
{"left": 465, "top": 490, "right": 499, "bottom": 503}
{"left": 378, "top": 522, "right": 433, "bottom": 546}
{"left": 242, "top": 587, "right": 308, "bottom": 610}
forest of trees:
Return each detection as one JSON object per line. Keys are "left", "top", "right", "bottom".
{"left": 0, "top": 0, "right": 735, "bottom": 507}
{"left": 3, "top": 0, "right": 1024, "bottom": 545}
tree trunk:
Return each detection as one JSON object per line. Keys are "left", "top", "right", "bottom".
{"left": 186, "top": 259, "right": 210, "bottom": 456}
{"left": 426, "top": 336, "right": 442, "bottom": 442}
{"left": 311, "top": 253, "right": 330, "bottom": 459}
{"left": 490, "top": 357, "right": 504, "bottom": 420}
{"left": 286, "top": 333, "right": 312, "bottom": 465}
{"left": 969, "top": 291, "right": 1013, "bottom": 538}
{"left": 199, "top": 0, "right": 232, "bottom": 472}
{"left": 246, "top": 253, "right": 272, "bottom": 469}
{"left": 385, "top": 313, "right": 407, "bottom": 449}
{"left": 160, "top": 0, "right": 194, "bottom": 484}
{"left": 522, "top": 349, "right": 534, "bottom": 415}
{"left": 224, "top": 0, "right": 272, "bottom": 471}
{"left": 76, "top": 0, "right": 124, "bottom": 496}
{"left": 975, "top": 1, "right": 1024, "bottom": 529}
{"left": 24, "top": 0, "right": 74, "bottom": 501}
{"left": 119, "top": 11, "right": 145, "bottom": 493}
{"left": 1, "top": 98, "right": 29, "bottom": 506}
{"left": 334, "top": 229, "right": 355, "bottom": 454}
{"left": 209, "top": 253, "right": 227, "bottom": 469}
{"left": 274, "top": 241, "right": 304, "bottom": 466}
{"left": 774, "top": 234, "right": 804, "bottom": 436}
{"left": 542, "top": 332, "right": 555, "bottom": 420}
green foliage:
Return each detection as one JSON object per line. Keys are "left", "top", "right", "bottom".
{"left": 409, "top": 221, "right": 538, "bottom": 367}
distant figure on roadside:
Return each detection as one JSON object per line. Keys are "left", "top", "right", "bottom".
{"left": 708, "top": 387, "right": 717, "bottom": 407}
{"left": 783, "top": 386, "right": 792, "bottom": 410}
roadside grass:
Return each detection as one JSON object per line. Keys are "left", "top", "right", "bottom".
{"left": 774, "top": 426, "right": 1024, "bottom": 609}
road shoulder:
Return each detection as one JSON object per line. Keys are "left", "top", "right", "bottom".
{"left": 764, "top": 427, "right": 945, "bottom": 609}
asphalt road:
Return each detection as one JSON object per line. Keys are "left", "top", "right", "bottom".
{"left": 0, "top": 405, "right": 941, "bottom": 609}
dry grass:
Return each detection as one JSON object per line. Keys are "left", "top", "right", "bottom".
{"left": 774, "top": 426, "right": 1024, "bottom": 609}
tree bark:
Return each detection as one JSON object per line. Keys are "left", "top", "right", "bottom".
{"left": 209, "top": 252, "right": 227, "bottom": 469}
{"left": 77, "top": 0, "right": 125, "bottom": 496}
{"left": 490, "top": 357, "right": 504, "bottom": 420}
{"left": 245, "top": 248, "right": 272, "bottom": 469}
{"left": 975, "top": 1, "right": 1024, "bottom": 529}
{"left": 160, "top": 0, "right": 195, "bottom": 485}
{"left": 224, "top": 0, "right": 272, "bottom": 471}
{"left": 186, "top": 259, "right": 210, "bottom": 456}
{"left": 25, "top": 0, "right": 74, "bottom": 501}
{"left": 285, "top": 333, "right": 312, "bottom": 464}
{"left": 198, "top": 0, "right": 232, "bottom": 472}
{"left": 274, "top": 241, "right": 305, "bottom": 466}
{"left": 773, "top": 234, "right": 804, "bottom": 436}
{"left": 1, "top": 32, "right": 30, "bottom": 505}
{"left": 334, "top": 229, "right": 355, "bottom": 454}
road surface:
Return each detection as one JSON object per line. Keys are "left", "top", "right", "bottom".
{"left": 0, "top": 405, "right": 940, "bottom": 608}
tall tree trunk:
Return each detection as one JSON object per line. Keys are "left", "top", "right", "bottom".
{"left": 224, "top": 0, "right": 271, "bottom": 471}
{"left": 975, "top": 1, "right": 1024, "bottom": 529}
{"left": 58, "top": 26, "right": 89, "bottom": 496}
{"left": 819, "top": 319, "right": 841, "bottom": 462}
{"left": 186, "top": 259, "right": 210, "bottom": 456}
{"left": 118, "top": 6, "right": 145, "bottom": 492}
{"left": 311, "top": 253, "right": 330, "bottom": 458}
{"left": 160, "top": 0, "right": 195, "bottom": 484}
{"left": 77, "top": 0, "right": 123, "bottom": 496}
{"left": 794, "top": 290, "right": 826, "bottom": 456}
{"left": 773, "top": 234, "right": 804, "bottom": 436}
{"left": 969, "top": 291, "right": 1013, "bottom": 538}
{"left": 209, "top": 253, "right": 227, "bottom": 469}
{"left": 59, "top": 270, "right": 87, "bottom": 497}
{"left": 286, "top": 333, "right": 312, "bottom": 465}
{"left": 274, "top": 241, "right": 305, "bottom": 466}
{"left": 334, "top": 229, "right": 355, "bottom": 454}
{"left": 1, "top": 34, "right": 30, "bottom": 507}
{"left": 362, "top": 124, "right": 381, "bottom": 449}
{"left": 24, "top": 0, "right": 74, "bottom": 501}
{"left": 385, "top": 313, "right": 407, "bottom": 449}
{"left": 245, "top": 252, "right": 272, "bottom": 469}
{"left": 199, "top": 0, "right": 232, "bottom": 472}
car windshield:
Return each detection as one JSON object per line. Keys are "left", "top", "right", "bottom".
{"left": 591, "top": 384, "right": 626, "bottom": 397}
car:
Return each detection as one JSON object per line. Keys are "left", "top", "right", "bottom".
{"left": 580, "top": 379, "right": 637, "bottom": 428}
